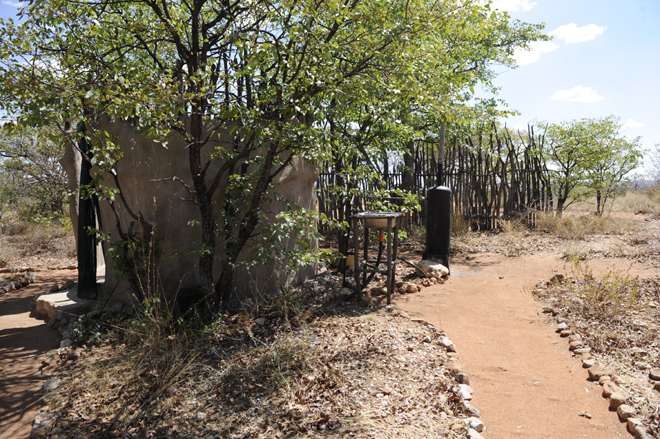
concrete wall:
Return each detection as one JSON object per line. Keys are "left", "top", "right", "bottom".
{"left": 62, "top": 119, "right": 317, "bottom": 303}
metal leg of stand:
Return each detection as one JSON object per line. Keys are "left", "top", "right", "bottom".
{"left": 353, "top": 217, "right": 360, "bottom": 302}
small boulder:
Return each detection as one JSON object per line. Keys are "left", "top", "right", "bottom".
{"left": 418, "top": 260, "right": 449, "bottom": 278}
{"left": 446, "top": 361, "right": 462, "bottom": 376}
{"left": 463, "top": 402, "right": 480, "bottom": 417}
{"left": 649, "top": 368, "right": 660, "bottom": 381}
{"left": 456, "top": 373, "right": 470, "bottom": 385}
{"left": 458, "top": 384, "right": 473, "bottom": 400}
{"left": 557, "top": 322, "right": 568, "bottom": 331}
{"left": 467, "top": 417, "right": 484, "bottom": 433}
{"left": 467, "top": 428, "right": 484, "bottom": 439}
{"left": 617, "top": 405, "right": 635, "bottom": 421}
{"left": 582, "top": 359, "right": 595, "bottom": 368}
{"left": 43, "top": 378, "right": 61, "bottom": 391}
{"left": 588, "top": 367, "right": 608, "bottom": 381}
{"left": 602, "top": 381, "right": 620, "bottom": 398}
{"left": 440, "top": 336, "right": 457, "bottom": 353}
{"left": 609, "top": 391, "right": 627, "bottom": 410}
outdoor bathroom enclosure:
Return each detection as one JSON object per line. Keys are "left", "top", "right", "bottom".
{"left": 61, "top": 119, "right": 318, "bottom": 304}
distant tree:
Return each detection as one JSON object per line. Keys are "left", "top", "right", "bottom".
{"left": 542, "top": 116, "right": 642, "bottom": 217}
{"left": 0, "top": 127, "right": 67, "bottom": 221}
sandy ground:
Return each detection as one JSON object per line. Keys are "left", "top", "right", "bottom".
{"left": 0, "top": 270, "right": 76, "bottom": 439}
{"left": 394, "top": 251, "right": 657, "bottom": 439}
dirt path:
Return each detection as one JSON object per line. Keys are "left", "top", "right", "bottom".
{"left": 0, "top": 270, "right": 75, "bottom": 439}
{"left": 394, "top": 252, "right": 656, "bottom": 439}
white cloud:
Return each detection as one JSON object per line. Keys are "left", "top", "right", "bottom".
{"left": 2, "top": 0, "right": 25, "bottom": 6}
{"left": 549, "top": 23, "right": 607, "bottom": 44}
{"left": 622, "top": 118, "right": 646, "bottom": 129}
{"left": 491, "top": 0, "right": 537, "bottom": 12}
{"left": 549, "top": 85, "right": 604, "bottom": 103}
{"left": 514, "top": 41, "right": 559, "bottom": 65}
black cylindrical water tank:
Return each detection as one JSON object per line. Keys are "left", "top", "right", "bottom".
{"left": 424, "top": 185, "right": 451, "bottom": 271}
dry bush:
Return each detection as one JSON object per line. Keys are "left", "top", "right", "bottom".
{"left": 499, "top": 217, "right": 527, "bottom": 234}
{"left": 450, "top": 212, "right": 469, "bottom": 237}
{"left": 0, "top": 240, "right": 19, "bottom": 267}
{"left": 535, "top": 211, "right": 634, "bottom": 239}
{"left": 611, "top": 191, "right": 660, "bottom": 214}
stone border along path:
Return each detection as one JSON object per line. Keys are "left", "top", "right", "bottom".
{"left": 394, "top": 252, "right": 659, "bottom": 439}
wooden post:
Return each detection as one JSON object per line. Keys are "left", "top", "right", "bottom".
{"left": 353, "top": 217, "right": 360, "bottom": 302}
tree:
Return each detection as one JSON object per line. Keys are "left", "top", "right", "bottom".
{"left": 541, "top": 116, "right": 642, "bottom": 217}
{"left": 0, "top": 0, "right": 546, "bottom": 308}
{"left": 0, "top": 126, "right": 67, "bottom": 221}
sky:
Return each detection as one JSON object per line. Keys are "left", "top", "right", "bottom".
{"left": 1, "top": 0, "right": 658, "bottom": 174}
{"left": 486, "top": 0, "right": 660, "bottom": 175}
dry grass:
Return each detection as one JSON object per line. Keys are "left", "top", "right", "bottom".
{"left": 611, "top": 191, "right": 660, "bottom": 215}
{"left": 534, "top": 211, "right": 634, "bottom": 239}
{"left": 0, "top": 213, "right": 76, "bottom": 268}
{"left": 39, "top": 272, "right": 472, "bottom": 439}
{"left": 533, "top": 265, "right": 660, "bottom": 436}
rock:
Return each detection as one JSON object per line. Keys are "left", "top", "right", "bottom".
{"left": 458, "top": 384, "right": 473, "bottom": 400}
{"left": 560, "top": 330, "right": 572, "bottom": 337}
{"left": 46, "top": 318, "right": 56, "bottom": 328}
{"left": 654, "top": 382, "right": 660, "bottom": 391}
{"left": 422, "top": 278, "right": 430, "bottom": 287}
{"left": 66, "top": 265, "right": 77, "bottom": 270}
{"left": 617, "top": 405, "right": 635, "bottom": 421}
{"left": 582, "top": 352, "right": 593, "bottom": 360}
{"left": 612, "top": 375, "right": 626, "bottom": 385}
{"left": 398, "top": 310, "right": 410, "bottom": 319}
{"left": 62, "top": 280, "right": 75, "bottom": 289}
{"left": 440, "top": 336, "right": 457, "bottom": 353}
{"left": 627, "top": 418, "right": 643, "bottom": 434}
{"left": 402, "top": 283, "right": 415, "bottom": 293}
{"left": 582, "top": 359, "right": 596, "bottom": 368}
{"left": 43, "top": 378, "right": 61, "bottom": 391}
{"left": 649, "top": 368, "right": 660, "bottom": 381}
{"left": 370, "top": 286, "right": 387, "bottom": 296}
{"left": 463, "top": 402, "right": 480, "bottom": 417}
{"left": 446, "top": 361, "right": 462, "bottom": 376}
{"left": 574, "top": 347, "right": 591, "bottom": 354}
{"left": 59, "top": 339, "right": 72, "bottom": 349}
{"left": 24, "top": 271, "right": 37, "bottom": 283}
{"left": 418, "top": 260, "right": 449, "bottom": 278}
{"left": 5, "top": 282, "right": 15, "bottom": 292}
{"left": 557, "top": 322, "right": 568, "bottom": 331}
{"left": 467, "top": 428, "right": 484, "bottom": 439}
{"left": 569, "top": 340, "right": 583, "bottom": 350}
{"left": 450, "top": 423, "right": 465, "bottom": 432}
{"left": 381, "top": 386, "right": 393, "bottom": 395}
{"left": 255, "top": 318, "right": 265, "bottom": 326}
{"left": 609, "top": 391, "right": 627, "bottom": 409}
{"left": 196, "top": 412, "right": 206, "bottom": 420}
{"left": 635, "top": 429, "right": 653, "bottom": 439}
{"left": 550, "top": 273, "right": 564, "bottom": 283}
{"left": 30, "top": 412, "right": 56, "bottom": 438}
{"left": 467, "top": 417, "right": 484, "bottom": 433}
{"left": 598, "top": 375, "right": 612, "bottom": 385}
{"left": 635, "top": 362, "right": 651, "bottom": 370}
{"left": 337, "top": 287, "right": 352, "bottom": 296}
{"left": 456, "top": 373, "right": 470, "bottom": 385}
{"left": 568, "top": 334, "right": 582, "bottom": 342}
{"left": 588, "top": 367, "right": 607, "bottom": 381}
{"left": 602, "top": 381, "right": 620, "bottom": 398}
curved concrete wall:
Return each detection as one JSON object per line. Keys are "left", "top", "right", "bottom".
{"left": 62, "top": 119, "right": 317, "bottom": 303}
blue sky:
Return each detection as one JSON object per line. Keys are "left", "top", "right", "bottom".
{"left": 488, "top": 0, "right": 660, "bottom": 175}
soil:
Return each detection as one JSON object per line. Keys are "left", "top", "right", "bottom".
{"left": 394, "top": 252, "right": 657, "bottom": 438}
{"left": 0, "top": 270, "right": 76, "bottom": 439}
{"left": 1, "top": 211, "right": 659, "bottom": 437}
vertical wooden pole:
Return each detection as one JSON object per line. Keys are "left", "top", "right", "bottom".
{"left": 386, "top": 219, "right": 393, "bottom": 305}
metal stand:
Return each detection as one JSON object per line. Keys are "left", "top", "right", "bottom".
{"left": 351, "top": 212, "right": 402, "bottom": 305}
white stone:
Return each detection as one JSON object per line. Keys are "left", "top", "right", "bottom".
{"left": 44, "top": 378, "right": 61, "bottom": 391}
{"left": 468, "top": 428, "right": 485, "bottom": 439}
{"left": 440, "top": 336, "right": 457, "bottom": 353}
{"left": 467, "top": 417, "right": 484, "bottom": 432}
{"left": 556, "top": 322, "right": 568, "bottom": 331}
{"left": 60, "top": 339, "right": 72, "bottom": 349}
{"left": 418, "top": 260, "right": 449, "bottom": 278}
{"left": 459, "top": 384, "right": 473, "bottom": 400}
